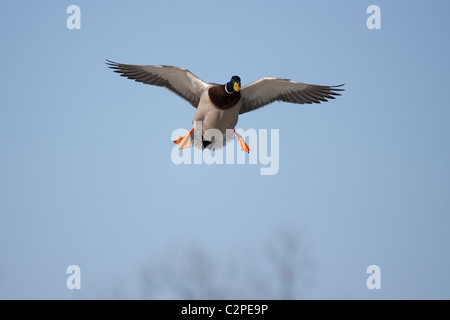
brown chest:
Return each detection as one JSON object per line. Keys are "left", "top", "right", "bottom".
{"left": 208, "top": 85, "right": 241, "bottom": 110}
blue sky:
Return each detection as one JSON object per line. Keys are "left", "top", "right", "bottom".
{"left": 1, "top": 0, "right": 449, "bottom": 299}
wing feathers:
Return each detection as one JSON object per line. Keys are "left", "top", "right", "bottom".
{"left": 106, "top": 60, "right": 208, "bottom": 108}
{"left": 240, "top": 78, "right": 344, "bottom": 114}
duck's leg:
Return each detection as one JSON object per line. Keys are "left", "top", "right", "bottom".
{"left": 173, "top": 127, "right": 194, "bottom": 149}
{"left": 234, "top": 129, "right": 251, "bottom": 153}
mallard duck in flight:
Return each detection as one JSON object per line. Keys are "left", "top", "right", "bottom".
{"left": 106, "top": 60, "right": 344, "bottom": 152}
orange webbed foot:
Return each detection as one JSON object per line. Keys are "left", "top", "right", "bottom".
{"left": 234, "top": 129, "right": 251, "bottom": 153}
{"left": 174, "top": 127, "right": 194, "bottom": 150}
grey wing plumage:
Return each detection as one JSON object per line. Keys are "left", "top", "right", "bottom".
{"left": 240, "top": 77, "right": 344, "bottom": 114}
{"left": 106, "top": 60, "right": 209, "bottom": 108}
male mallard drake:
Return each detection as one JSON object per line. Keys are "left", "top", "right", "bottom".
{"left": 106, "top": 60, "right": 344, "bottom": 152}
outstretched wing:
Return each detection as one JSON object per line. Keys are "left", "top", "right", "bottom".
{"left": 106, "top": 60, "right": 209, "bottom": 108}
{"left": 240, "top": 77, "right": 344, "bottom": 114}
